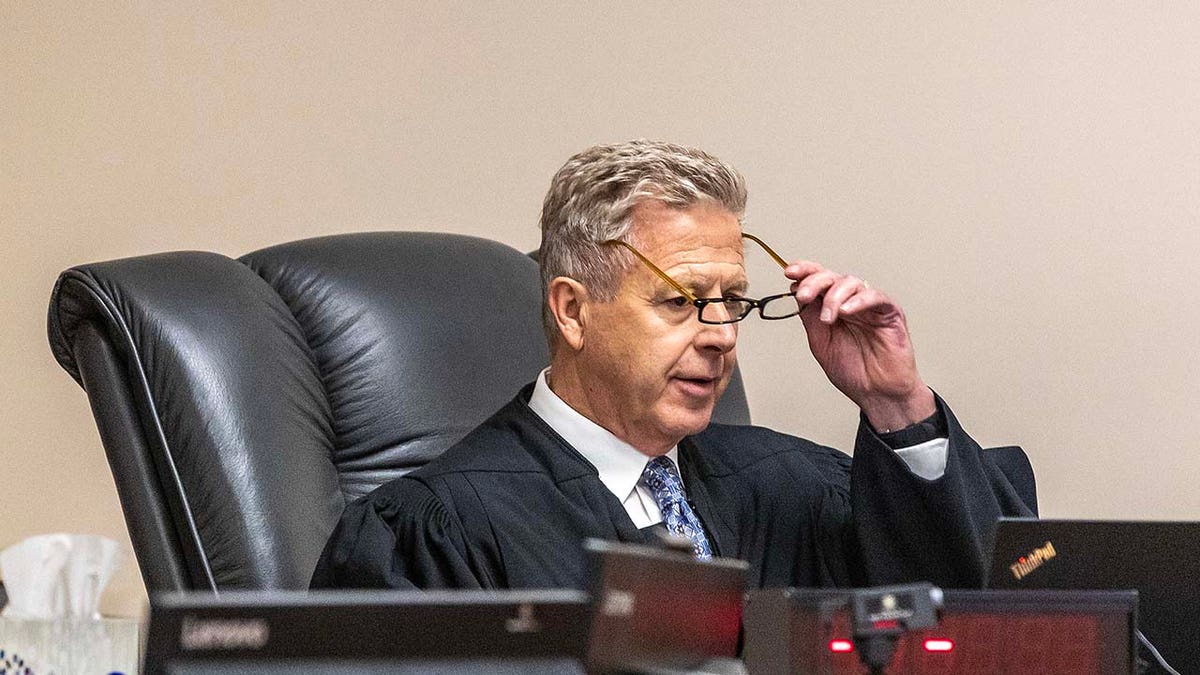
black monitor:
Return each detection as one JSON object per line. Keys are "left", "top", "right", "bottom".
{"left": 142, "top": 589, "right": 590, "bottom": 674}
{"left": 584, "top": 539, "right": 748, "bottom": 673}
{"left": 989, "top": 518, "right": 1200, "bottom": 674}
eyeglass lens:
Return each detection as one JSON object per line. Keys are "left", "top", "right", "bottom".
{"left": 698, "top": 299, "right": 755, "bottom": 324}
{"left": 697, "top": 295, "right": 799, "bottom": 324}
{"left": 758, "top": 294, "right": 799, "bottom": 320}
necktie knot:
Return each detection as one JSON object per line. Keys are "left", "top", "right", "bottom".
{"left": 641, "top": 456, "right": 713, "bottom": 560}
{"left": 642, "top": 456, "right": 688, "bottom": 506}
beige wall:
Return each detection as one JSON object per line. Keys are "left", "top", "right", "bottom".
{"left": 4, "top": 2, "right": 1199, "bottom": 617}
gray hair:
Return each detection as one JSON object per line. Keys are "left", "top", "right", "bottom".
{"left": 537, "top": 139, "right": 748, "bottom": 340}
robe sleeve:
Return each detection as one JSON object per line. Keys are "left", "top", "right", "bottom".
{"left": 849, "top": 393, "right": 1037, "bottom": 588}
{"left": 310, "top": 478, "right": 488, "bottom": 590}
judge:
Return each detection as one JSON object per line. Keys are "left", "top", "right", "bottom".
{"left": 311, "top": 140, "right": 1035, "bottom": 591}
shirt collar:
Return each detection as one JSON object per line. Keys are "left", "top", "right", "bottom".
{"left": 527, "top": 369, "right": 678, "bottom": 500}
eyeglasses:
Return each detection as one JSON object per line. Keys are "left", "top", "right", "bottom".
{"left": 602, "top": 233, "right": 798, "bottom": 325}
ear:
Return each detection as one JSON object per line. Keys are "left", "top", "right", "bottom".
{"left": 547, "top": 276, "right": 589, "bottom": 351}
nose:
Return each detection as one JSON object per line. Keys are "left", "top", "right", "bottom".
{"left": 696, "top": 315, "right": 738, "bottom": 353}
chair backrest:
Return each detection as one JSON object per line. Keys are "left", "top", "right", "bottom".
{"left": 48, "top": 232, "right": 751, "bottom": 593}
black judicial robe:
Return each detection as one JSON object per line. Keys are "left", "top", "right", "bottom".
{"left": 311, "top": 385, "right": 1035, "bottom": 591}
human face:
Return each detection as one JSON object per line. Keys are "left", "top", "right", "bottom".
{"left": 574, "top": 200, "right": 744, "bottom": 454}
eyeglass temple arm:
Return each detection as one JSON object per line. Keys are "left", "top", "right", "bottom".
{"left": 741, "top": 232, "right": 790, "bottom": 268}
{"left": 607, "top": 235, "right": 789, "bottom": 298}
{"left": 604, "top": 240, "right": 699, "bottom": 302}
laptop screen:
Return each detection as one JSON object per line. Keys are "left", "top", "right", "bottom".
{"left": 988, "top": 517, "right": 1200, "bottom": 673}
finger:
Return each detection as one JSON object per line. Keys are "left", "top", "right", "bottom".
{"left": 783, "top": 260, "right": 825, "bottom": 281}
{"left": 838, "top": 287, "right": 901, "bottom": 323}
{"left": 820, "top": 275, "right": 868, "bottom": 323}
{"left": 835, "top": 283, "right": 892, "bottom": 314}
{"left": 791, "top": 269, "right": 841, "bottom": 306}
{"left": 797, "top": 294, "right": 826, "bottom": 327}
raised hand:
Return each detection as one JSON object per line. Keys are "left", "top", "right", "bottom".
{"left": 785, "top": 260, "right": 936, "bottom": 432}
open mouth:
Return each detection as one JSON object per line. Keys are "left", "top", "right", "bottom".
{"left": 673, "top": 376, "right": 717, "bottom": 397}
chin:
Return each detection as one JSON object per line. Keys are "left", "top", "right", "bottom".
{"left": 661, "top": 406, "right": 716, "bottom": 439}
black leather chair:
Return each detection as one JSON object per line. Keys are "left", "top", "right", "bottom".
{"left": 47, "top": 232, "right": 752, "bottom": 594}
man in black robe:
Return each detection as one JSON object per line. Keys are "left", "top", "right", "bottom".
{"left": 312, "top": 140, "right": 1035, "bottom": 592}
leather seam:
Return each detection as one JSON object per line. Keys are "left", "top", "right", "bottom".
{"left": 239, "top": 256, "right": 343, "bottom": 502}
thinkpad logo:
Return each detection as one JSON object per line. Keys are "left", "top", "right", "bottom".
{"left": 1009, "top": 540, "right": 1057, "bottom": 580}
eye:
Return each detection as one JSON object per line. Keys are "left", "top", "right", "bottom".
{"left": 665, "top": 296, "right": 690, "bottom": 308}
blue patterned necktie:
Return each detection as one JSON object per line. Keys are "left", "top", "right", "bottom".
{"left": 641, "top": 456, "right": 713, "bottom": 560}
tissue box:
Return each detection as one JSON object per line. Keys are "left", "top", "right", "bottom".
{"left": 0, "top": 616, "right": 139, "bottom": 675}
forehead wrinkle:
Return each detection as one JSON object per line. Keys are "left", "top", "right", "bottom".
{"left": 666, "top": 260, "right": 747, "bottom": 293}
{"left": 656, "top": 242, "right": 744, "bottom": 272}
{"left": 654, "top": 240, "right": 743, "bottom": 265}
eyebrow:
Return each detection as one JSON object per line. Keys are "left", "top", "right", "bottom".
{"left": 667, "top": 270, "right": 749, "bottom": 296}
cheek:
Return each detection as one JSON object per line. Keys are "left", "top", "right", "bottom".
{"left": 614, "top": 316, "right": 685, "bottom": 356}
{"left": 647, "top": 329, "right": 702, "bottom": 367}
{"left": 718, "top": 350, "right": 738, "bottom": 387}
{"left": 587, "top": 305, "right": 703, "bottom": 378}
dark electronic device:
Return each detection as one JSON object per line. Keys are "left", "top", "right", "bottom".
{"left": 142, "top": 589, "right": 591, "bottom": 674}
{"left": 989, "top": 518, "right": 1200, "bottom": 673}
{"left": 743, "top": 587, "right": 1137, "bottom": 674}
{"left": 584, "top": 538, "right": 749, "bottom": 674}
{"left": 143, "top": 540, "right": 749, "bottom": 675}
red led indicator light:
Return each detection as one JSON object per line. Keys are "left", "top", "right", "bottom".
{"left": 923, "top": 638, "right": 955, "bottom": 652}
{"left": 828, "top": 639, "right": 854, "bottom": 653}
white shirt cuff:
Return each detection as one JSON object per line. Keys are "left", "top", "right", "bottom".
{"left": 893, "top": 438, "right": 949, "bottom": 480}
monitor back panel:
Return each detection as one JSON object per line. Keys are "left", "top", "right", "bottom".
{"left": 585, "top": 539, "right": 748, "bottom": 674}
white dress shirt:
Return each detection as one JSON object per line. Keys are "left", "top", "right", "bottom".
{"left": 528, "top": 370, "right": 675, "bottom": 528}
{"left": 527, "top": 369, "right": 948, "bottom": 528}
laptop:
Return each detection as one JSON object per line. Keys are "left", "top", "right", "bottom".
{"left": 988, "top": 518, "right": 1200, "bottom": 674}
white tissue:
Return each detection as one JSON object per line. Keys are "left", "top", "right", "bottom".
{"left": 0, "top": 534, "right": 120, "bottom": 620}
